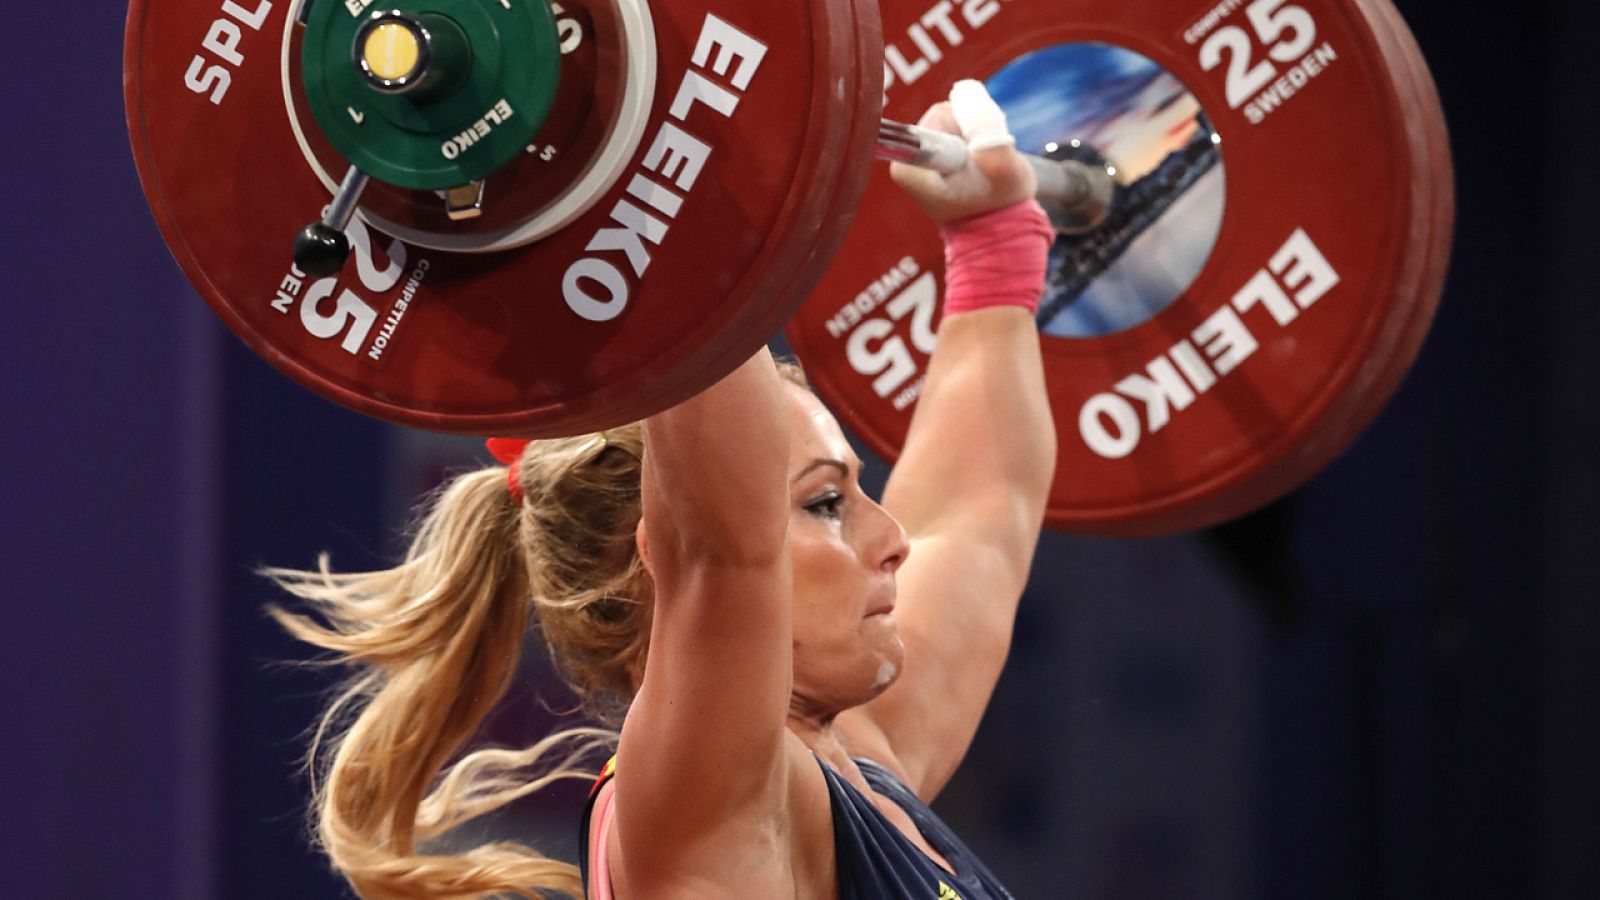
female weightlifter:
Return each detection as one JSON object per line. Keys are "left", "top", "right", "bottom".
{"left": 270, "top": 83, "right": 1057, "bottom": 899}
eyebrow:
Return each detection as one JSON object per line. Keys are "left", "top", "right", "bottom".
{"left": 790, "top": 458, "right": 856, "bottom": 484}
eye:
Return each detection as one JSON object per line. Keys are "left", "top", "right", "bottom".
{"left": 804, "top": 491, "right": 845, "bottom": 520}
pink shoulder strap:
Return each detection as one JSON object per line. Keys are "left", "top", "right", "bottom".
{"left": 586, "top": 778, "right": 618, "bottom": 900}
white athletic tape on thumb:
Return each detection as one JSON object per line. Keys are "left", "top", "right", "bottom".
{"left": 949, "top": 79, "right": 1016, "bottom": 152}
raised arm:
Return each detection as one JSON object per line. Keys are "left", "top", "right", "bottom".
{"left": 611, "top": 349, "right": 798, "bottom": 882}
{"left": 841, "top": 90, "right": 1058, "bottom": 799}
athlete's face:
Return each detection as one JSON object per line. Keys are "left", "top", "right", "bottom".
{"left": 784, "top": 385, "right": 910, "bottom": 717}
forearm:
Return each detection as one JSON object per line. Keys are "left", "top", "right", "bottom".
{"left": 881, "top": 197, "right": 1058, "bottom": 555}
{"left": 642, "top": 348, "right": 791, "bottom": 564}
{"left": 883, "top": 310, "right": 1055, "bottom": 550}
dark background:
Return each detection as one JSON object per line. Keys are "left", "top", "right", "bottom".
{"left": 4, "top": 0, "right": 1597, "bottom": 896}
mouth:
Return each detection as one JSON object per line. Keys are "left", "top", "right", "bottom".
{"left": 865, "top": 593, "right": 897, "bottom": 617}
{"left": 864, "top": 577, "right": 898, "bottom": 618}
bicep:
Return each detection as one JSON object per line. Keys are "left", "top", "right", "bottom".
{"left": 612, "top": 557, "right": 797, "bottom": 873}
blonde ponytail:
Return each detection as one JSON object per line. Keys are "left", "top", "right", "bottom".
{"left": 268, "top": 466, "right": 613, "bottom": 898}
{"left": 267, "top": 381, "right": 802, "bottom": 897}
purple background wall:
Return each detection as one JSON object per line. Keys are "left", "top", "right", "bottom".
{"left": 4, "top": 0, "right": 1598, "bottom": 897}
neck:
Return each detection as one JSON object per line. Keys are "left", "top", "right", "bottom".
{"left": 786, "top": 701, "right": 856, "bottom": 775}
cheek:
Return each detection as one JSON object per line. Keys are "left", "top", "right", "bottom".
{"left": 789, "top": 531, "right": 867, "bottom": 641}
{"left": 790, "top": 523, "right": 855, "bottom": 583}
{"left": 788, "top": 533, "right": 827, "bottom": 607}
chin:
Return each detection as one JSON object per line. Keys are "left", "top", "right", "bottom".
{"left": 869, "top": 657, "right": 902, "bottom": 693}
{"left": 864, "top": 630, "right": 906, "bottom": 695}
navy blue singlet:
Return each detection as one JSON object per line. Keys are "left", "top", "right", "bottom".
{"left": 578, "top": 757, "right": 1014, "bottom": 899}
{"left": 825, "top": 758, "right": 1013, "bottom": 900}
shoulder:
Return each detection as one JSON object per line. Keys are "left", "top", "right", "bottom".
{"left": 595, "top": 732, "right": 838, "bottom": 898}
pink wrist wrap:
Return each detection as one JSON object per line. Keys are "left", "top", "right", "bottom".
{"left": 940, "top": 199, "right": 1055, "bottom": 316}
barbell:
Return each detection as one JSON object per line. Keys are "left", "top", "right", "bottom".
{"left": 124, "top": 0, "right": 1454, "bottom": 536}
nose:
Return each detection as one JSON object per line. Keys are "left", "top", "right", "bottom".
{"left": 864, "top": 499, "right": 910, "bottom": 573}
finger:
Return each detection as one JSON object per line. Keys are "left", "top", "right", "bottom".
{"left": 949, "top": 80, "right": 1015, "bottom": 152}
{"left": 888, "top": 158, "right": 947, "bottom": 197}
{"left": 947, "top": 80, "right": 1035, "bottom": 201}
{"left": 915, "top": 101, "right": 960, "bottom": 136}
{"left": 971, "top": 148, "right": 1038, "bottom": 203}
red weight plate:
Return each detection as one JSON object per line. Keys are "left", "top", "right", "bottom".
{"left": 600, "top": 0, "right": 886, "bottom": 430}
{"left": 1155, "top": 0, "right": 1456, "bottom": 526}
{"left": 1355, "top": 0, "right": 1455, "bottom": 403}
{"left": 1177, "top": 0, "right": 1456, "bottom": 525}
{"left": 594, "top": 0, "right": 884, "bottom": 432}
{"left": 127, "top": 0, "right": 870, "bottom": 436}
{"left": 787, "top": 0, "right": 1454, "bottom": 536}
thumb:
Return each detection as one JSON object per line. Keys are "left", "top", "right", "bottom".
{"left": 949, "top": 79, "right": 1036, "bottom": 199}
{"left": 949, "top": 80, "right": 1015, "bottom": 153}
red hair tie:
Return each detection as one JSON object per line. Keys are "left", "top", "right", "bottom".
{"left": 485, "top": 437, "right": 531, "bottom": 503}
